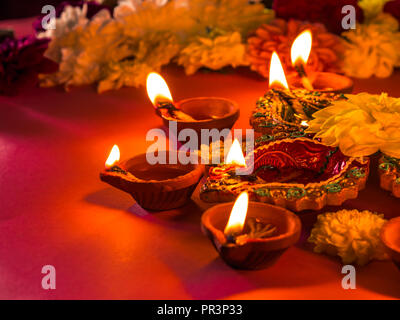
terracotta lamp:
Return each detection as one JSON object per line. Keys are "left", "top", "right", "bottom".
{"left": 288, "top": 29, "right": 353, "bottom": 94}
{"left": 288, "top": 72, "right": 353, "bottom": 95}
{"left": 381, "top": 217, "right": 400, "bottom": 270}
{"left": 201, "top": 192, "right": 301, "bottom": 270}
{"left": 201, "top": 138, "right": 370, "bottom": 212}
{"left": 146, "top": 73, "right": 239, "bottom": 147}
{"left": 100, "top": 145, "right": 204, "bottom": 211}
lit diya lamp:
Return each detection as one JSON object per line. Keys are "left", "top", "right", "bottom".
{"left": 201, "top": 191, "right": 302, "bottom": 270}
{"left": 200, "top": 138, "right": 370, "bottom": 212}
{"left": 100, "top": 145, "right": 204, "bottom": 211}
{"left": 146, "top": 72, "right": 239, "bottom": 146}
{"left": 250, "top": 51, "right": 347, "bottom": 138}
{"left": 288, "top": 30, "right": 353, "bottom": 94}
{"left": 290, "top": 30, "right": 314, "bottom": 91}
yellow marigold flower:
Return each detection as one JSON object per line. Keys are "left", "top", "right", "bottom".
{"left": 306, "top": 93, "right": 400, "bottom": 158}
{"left": 308, "top": 209, "right": 388, "bottom": 266}
{"left": 178, "top": 31, "right": 248, "bottom": 75}
{"left": 341, "top": 13, "right": 400, "bottom": 78}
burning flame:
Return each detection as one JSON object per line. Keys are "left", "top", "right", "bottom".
{"left": 146, "top": 72, "right": 173, "bottom": 105}
{"left": 291, "top": 30, "right": 312, "bottom": 66}
{"left": 224, "top": 191, "right": 249, "bottom": 236}
{"left": 301, "top": 120, "right": 309, "bottom": 127}
{"left": 226, "top": 139, "right": 246, "bottom": 167}
{"left": 269, "top": 51, "right": 289, "bottom": 90}
{"left": 105, "top": 144, "right": 120, "bottom": 168}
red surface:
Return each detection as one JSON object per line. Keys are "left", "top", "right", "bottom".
{"left": 1, "top": 19, "right": 400, "bottom": 300}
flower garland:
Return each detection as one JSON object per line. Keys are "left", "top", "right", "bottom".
{"left": 2, "top": 0, "right": 400, "bottom": 95}
{"left": 37, "top": 0, "right": 271, "bottom": 92}
{"left": 38, "top": 2, "right": 185, "bottom": 92}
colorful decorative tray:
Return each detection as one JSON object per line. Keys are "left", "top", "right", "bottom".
{"left": 250, "top": 89, "right": 347, "bottom": 137}
{"left": 379, "top": 155, "right": 400, "bottom": 198}
{"left": 200, "top": 138, "right": 370, "bottom": 212}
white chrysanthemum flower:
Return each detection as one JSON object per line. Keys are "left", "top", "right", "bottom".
{"left": 307, "top": 93, "right": 400, "bottom": 158}
{"left": 308, "top": 209, "right": 388, "bottom": 266}
{"left": 40, "top": 8, "right": 116, "bottom": 89}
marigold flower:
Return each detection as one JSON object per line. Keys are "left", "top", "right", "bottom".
{"left": 308, "top": 209, "right": 388, "bottom": 266}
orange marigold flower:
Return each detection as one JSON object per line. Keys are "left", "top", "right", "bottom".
{"left": 247, "top": 19, "right": 344, "bottom": 79}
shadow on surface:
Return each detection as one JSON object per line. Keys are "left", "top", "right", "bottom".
{"left": 84, "top": 187, "right": 134, "bottom": 211}
{"left": 356, "top": 261, "right": 400, "bottom": 299}
{"left": 84, "top": 187, "right": 204, "bottom": 233}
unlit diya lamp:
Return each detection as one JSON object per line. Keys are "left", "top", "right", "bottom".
{"left": 100, "top": 145, "right": 204, "bottom": 211}
{"left": 250, "top": 51, "right": 347, "bottom": 140}
{"left": 287, "top": 30, "right": 353, "bottom": 94}
{"left": 146, "top": 73, "right": 239, "bottom": 147}
{"left": 200, "top": 138, "right": 370, "bottom": 212}
{"left": 201, "top": 191, "right": 301, "bottom": 270}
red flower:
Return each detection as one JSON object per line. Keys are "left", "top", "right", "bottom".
{"left": 385, "top": 0, "right": 400, "bottom": 24}
{"left": 273, "top": 0, "right": 364, "bottom": 34}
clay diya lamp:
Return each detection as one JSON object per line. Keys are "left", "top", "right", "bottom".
{"left": 381, "top": 217, "right": 400, "bottom": 270}
{"left": 378, "top": 154, "right": 400, "bottom": 198}
{"left": 288, "top": 29, "right": 353, "bottom": 94}
{"left": 100, "top": 145, "right": 204, "bottom": 211}
{"left": 200, "top": 138, "right": 370, "bottom": 212}
{"left": 288, "top": 72, "right": 353, "bottom": 95}
{"left": 250, "top": 52, "right": 347, "bottom": 138}
{"left": 146, "top": 73, "right": 239, "bottom": 147}
{"left": 201, "top": 192, "right": 301, "bottom": 270}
